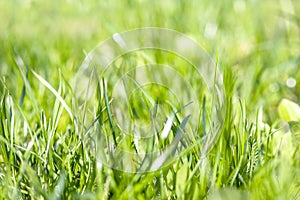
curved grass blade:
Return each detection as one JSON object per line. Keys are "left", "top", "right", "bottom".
{"left": 31, "top": 70, "right": 73, "bottom": 120}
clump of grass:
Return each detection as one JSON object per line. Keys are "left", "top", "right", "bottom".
{"left": 1, "top": 60, "right": 300, "bottom": 199}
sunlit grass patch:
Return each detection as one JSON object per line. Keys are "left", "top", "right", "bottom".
{"left": 1, "top": 0, "right": 300, "bottom": 199}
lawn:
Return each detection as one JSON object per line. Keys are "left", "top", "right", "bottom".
{"left": 1, "top": 0, "right": 300, "bottom": 199}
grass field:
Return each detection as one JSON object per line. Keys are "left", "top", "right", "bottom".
{"left": 1, "top": 0, "right": 300, "bottom": 199}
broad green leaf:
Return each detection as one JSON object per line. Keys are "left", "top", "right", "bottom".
{"left": 176, "top": 163, "right": 189, "bottom": 197}
{"left": 192, "top": 183, "right": 200, "bottom": 200}
{"left": 288, "top": 121, "right": 300, "bottom": 146}
{"left": 278, "top": 99, "right": 300, "bottom": 122}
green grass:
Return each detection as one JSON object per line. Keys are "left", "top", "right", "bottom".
{"left": 1, "top": 0, "right": 300, "bottom": 199}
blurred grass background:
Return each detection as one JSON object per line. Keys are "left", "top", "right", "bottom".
{"left": 1, "top": 0, "right": 300, "bottom": 121}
